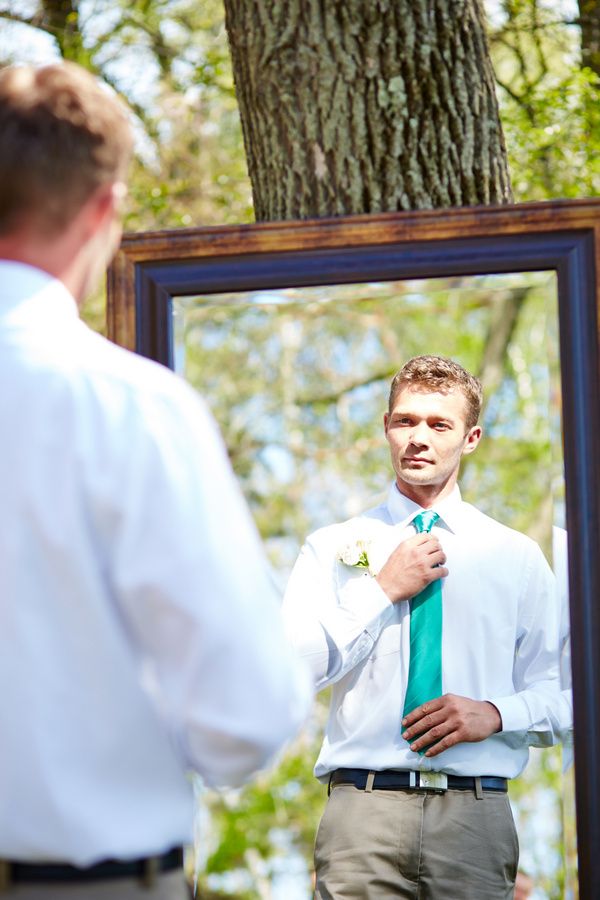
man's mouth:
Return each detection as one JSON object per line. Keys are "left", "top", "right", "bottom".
{"left": 403, "top": 456, "right": 431, "bottom": 464}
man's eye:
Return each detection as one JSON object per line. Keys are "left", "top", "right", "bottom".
{"left": 433, "top": 422, "right": 449, "bottom": 430}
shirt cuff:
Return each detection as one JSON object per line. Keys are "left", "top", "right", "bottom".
{"left": 490, "top": 694, "right": 532, "bottom": 734}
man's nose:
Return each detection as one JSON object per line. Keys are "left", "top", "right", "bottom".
{"left": 408, "top": 422, "right": 429, "bottom": 446}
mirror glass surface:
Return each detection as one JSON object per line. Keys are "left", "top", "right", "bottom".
{"left": 173, "top": 270, "right": 573, "bottom": 898}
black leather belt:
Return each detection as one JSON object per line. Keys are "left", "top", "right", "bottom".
{"left": 0, "top": 846, "right": 183, "bottom": 887}
{"left": 329, "top": 768, "right": 508, "bottom": 793}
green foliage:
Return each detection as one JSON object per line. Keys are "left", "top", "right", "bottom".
{"left": 489, "top": 0, "right": 600, "bottom": 201}
{"left": 501, "top": 66, "right": 600, "bottom": 200}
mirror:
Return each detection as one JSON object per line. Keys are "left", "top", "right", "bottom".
{"left": 172, "top": 271, "right": 570, "bottom": 896}
{"left": 107, "top": 199, "right": 600, "bottom": 898}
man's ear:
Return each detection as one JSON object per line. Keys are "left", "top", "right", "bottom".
{"left": 383, "top": 411, "right": 389, "bottom": 435}
{"left": 462, "top": 425, "right": 482, "bottom": 456}
{"left": 79, "top": 181, "right": 122, "bottom": 238}
{"left": 92, "top": 182, "right": 119, "bottom": 226}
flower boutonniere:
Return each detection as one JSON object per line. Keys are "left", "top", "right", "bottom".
{"left": 337, "top": 539, "right": 376, "bottom": 575}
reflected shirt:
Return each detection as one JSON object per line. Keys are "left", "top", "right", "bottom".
{"left": 283, "top": 483, "right": 571, "bottom": 781}
{"left": 0, "top": 261, "right": 310, "bottom": 864}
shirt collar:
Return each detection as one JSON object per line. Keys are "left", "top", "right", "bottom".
{"left": 0, "top": 260, "right": 79, "bottom": 326}
{"left": 384, "top": 481, "right": 465, "bottom": 534}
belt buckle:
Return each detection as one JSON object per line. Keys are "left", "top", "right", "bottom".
{"left": 418, "top": 771, "right": 447, "bottom": 792}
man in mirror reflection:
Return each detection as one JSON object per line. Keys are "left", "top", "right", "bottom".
{"left": 283, "top": 355, "right": 571, "bottom": 899}
{"left": 0, "top": 61, "right": 310, "bottom": 898}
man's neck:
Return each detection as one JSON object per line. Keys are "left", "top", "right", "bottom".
{"left": 0, "top": 188, "right": 120, "bottom": 308}
{"left": 0, "top": 229, "right": 80, "bottom": 297}
{"left": 395, "top": 475, "right": 458, "bottom": 509}
{"left": 0, "top": 221, "right": 107, "bottom": 308}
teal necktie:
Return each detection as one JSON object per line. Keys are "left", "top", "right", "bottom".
{"left": 402, "top": 510, "right": 443, "bottom": 721}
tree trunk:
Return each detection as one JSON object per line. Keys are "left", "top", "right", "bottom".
{"left": 223, "top": 0, "right": 512, "bottom": 221}
{"left": 579, "top": 0, "right": 600, "bottom": 77}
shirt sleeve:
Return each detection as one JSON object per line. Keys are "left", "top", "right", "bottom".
{"left": 105, "top": 380, "right": 312, "bottom": 788}
{"left": 282, "top": 530, "right": 394, "bottom": 689}
{"left": 489, "top": 541, "right": 573, "bottom": 748}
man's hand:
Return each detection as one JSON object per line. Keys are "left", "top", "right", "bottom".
{"left": 401, "top": 694, "right": 502, "bottom": 757}
{"left": 376, "top": 534, "right": 447, "bottom": 604}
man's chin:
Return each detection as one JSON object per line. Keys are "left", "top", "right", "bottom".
{"left": 400, "top": 462, "right": 435, "bottom": 477}
{"left": 398, "top": 470, "right": 437, "bottom": 486}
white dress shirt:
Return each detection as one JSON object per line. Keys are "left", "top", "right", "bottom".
{"left": 0, "top": 261, "right": 310, "bottom": 864}
{"left": 283, "top": 482, "right": 571, "bottom": 781}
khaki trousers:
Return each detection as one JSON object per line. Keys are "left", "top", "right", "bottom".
{"left": 314, "top": 783, "right": 519, "bottom": 899}
{"left": 0, "top": 871, "right": 189, "bottom": 900}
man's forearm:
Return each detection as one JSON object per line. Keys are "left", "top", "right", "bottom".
{"left": 284, "top": 566, "right": 395, "bottom": 689}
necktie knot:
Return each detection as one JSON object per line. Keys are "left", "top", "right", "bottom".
{"left": 412, "top": 510, "right": 440, "bottom": 534}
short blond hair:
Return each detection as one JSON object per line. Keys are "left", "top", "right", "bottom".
{"left": 389, "top": 355, "right": 483, "bottom": 429}
{"left": 0, "top": 62, "right": 133, "bottom": 235}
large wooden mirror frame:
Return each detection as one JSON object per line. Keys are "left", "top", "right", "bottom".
{"left": 108, "top": 198, "right": 600, "bottom": 898}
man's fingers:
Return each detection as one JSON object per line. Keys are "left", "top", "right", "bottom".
{"left": 410, "top": 534, "right": 442, "bottom": 550}
{"left": 402, "top": 708, "right": 446, "bottom": 741}
{"left": 423, "top": 730, "right": 459, "bottom": 757}
{"left": 427, "top": 539, "right": 443, "bottom": 553}
{"left": 422, "top": 536, "right": 442, "bottom": 552}
{"left": 405, "top": 717, "right": 459, "bottom": 754}
{"left": 410, "top": 729, "right": 454, "bottom": 755}
{"left": 404, "top": 716, "right": 462, "bottom": 754}
{"left": 401, "top": 698, "right": 444, "bottom": 728}
{"left": 410, "top": 533, "right": 434, "bottom": 546}
{"left": 378, "top": 535, "right": 448, "bottom": 603}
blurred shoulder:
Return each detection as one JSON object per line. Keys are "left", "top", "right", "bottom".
{"left": 72, "top": 322, "right": 211, "bottom": 428}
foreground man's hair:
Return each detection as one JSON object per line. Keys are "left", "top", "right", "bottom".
{"left": 0, "top": 62, "right": 133, "bottom": 236}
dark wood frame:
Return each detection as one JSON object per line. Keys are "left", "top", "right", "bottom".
{"left": 108, "top": 198, "right": 600, "bottom": 898}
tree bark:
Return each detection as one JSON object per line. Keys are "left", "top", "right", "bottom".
{"left": 579, "top": 0, "right": 600, "bottom": 77}
{"left": 223, "top": 0, "right": 512, "bottom": 221}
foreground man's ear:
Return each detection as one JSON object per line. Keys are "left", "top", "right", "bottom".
{"left": 463, "top": 424, "right": 483, "bottom": 456}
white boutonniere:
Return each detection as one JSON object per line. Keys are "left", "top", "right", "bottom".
{"left": 337, "top": 539, "right": 376, "bottom": 575}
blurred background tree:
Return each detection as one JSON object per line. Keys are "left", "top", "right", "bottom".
{"left": 0, "top": 0, "right": 592, "bottom": 895}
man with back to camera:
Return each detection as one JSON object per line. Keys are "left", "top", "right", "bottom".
{"left": 0, "top": 62, "right": 310, "bottom": 898}
{"left": 283, "top": 355, "right": 571, "bottom": 899}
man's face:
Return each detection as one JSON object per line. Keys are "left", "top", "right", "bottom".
{"left": 384, "top": 385, "right": 481, "bottom": 494}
